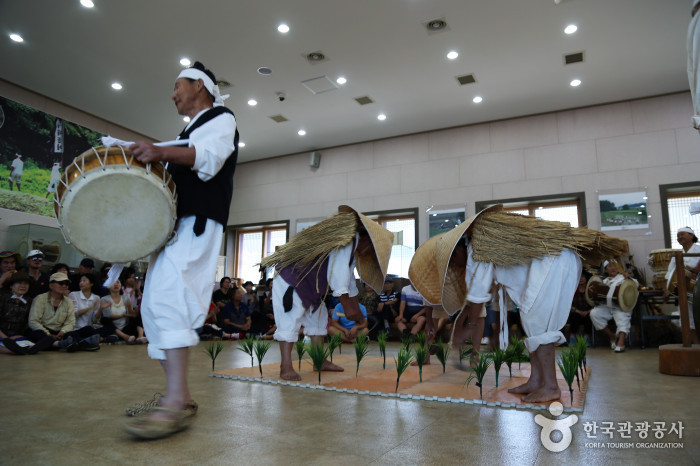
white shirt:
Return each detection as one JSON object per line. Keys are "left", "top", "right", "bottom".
{"left": 328, "top": 235, "right": 360, "bottom": 298}
{"left": 665, "top": 242, "right": 700, "bottom": 285}
{"left": 181, "top": 108, "right": 237, "bottom": 182}
{"left": 69, "top": 290, "right": 101, "bottom": 328}
{"left": 11, "top": 158, "right": 23, "bottom": 175}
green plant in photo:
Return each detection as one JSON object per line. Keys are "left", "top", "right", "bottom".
{"left": 434, "top": 338, "right": 450, "bottom": 374}
{"left": 202, "top": 340, "right": 225, "bottom": 371}
{"left": 394, "top": 346, "right": 414, "bottom": 393}
{"left": 306, "top": 341, "right": 331, "bottom": 385}
{"left": 557, "top": 349, "right": 578, "bottom": 405}
{"left": 295, "top": 337, "right": 306, "bottom": 371}
{"left": 377, "top": 330, "right": 388, "bottom": 369}
{"left": 254, "top": 340, "right": 273, "bottom": 378}
{"left": 236, "top": 335, "right": 256, "bottom": 367}
{"left": 414, "top": 344, "right": 428, "bottom": 383}
{"left": 353, "top": 335, "right": 370, "bottom": 377}
{"left": 490, "top": 348, "right": 506, "bottom": 388}
{"left": 328, "top": 332, "right": 343, "bottom": 363}
{"left": 464, "top": 352, "right": 491, "bottom": 400}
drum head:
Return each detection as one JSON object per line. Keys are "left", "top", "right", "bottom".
{"left": 618, "top": 279, "right": 638, "bottom": 312}
{"left": 584, "top": 275, "right": 603, "bottom": 307}
{"left": 694, "top": 280, "right": 700, "bottom": 341}
{"left": 58, "top": 166, "right": 176, "bottom": 262}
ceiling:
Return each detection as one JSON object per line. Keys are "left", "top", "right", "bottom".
{"left": 0, "top": 0, "right": 691, "bottom": 163}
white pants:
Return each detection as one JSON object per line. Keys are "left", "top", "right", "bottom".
{"left": 141, "top": 217, "right": 222, "bottom": 360}
{"left": 590, "top": 305, "right": 631, "bottom": 336}
{"left": 272, "top": 274, "right": 329, "bottom": 342}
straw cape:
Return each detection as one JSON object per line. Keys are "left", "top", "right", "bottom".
{"left": 410, "top": 204, "right": 629, "bottom": 314}
{"left": 259, "top": 205, "right": 394, "bottom": 294}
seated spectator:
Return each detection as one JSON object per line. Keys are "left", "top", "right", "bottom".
{"left": 567, "top": 272, "right": 593, "bottom": 346}
{"left": 50, "top": 263, "right": 71, "bottom": 297}
{"left": 251, "top": 278, "right": 276, "bottom": 339}
{"left": 101, "top": 279, "right": 147, "bottom": 344}
{"left": 22, "top": 249, "right": 50, "bottom": 298}
{"left": 377, "top": 278, "right": 399, "bottom": 336}
{"left": 220, "top": 287, "right": 251, "bottom": 336}
{"left": 197, "top": 302, "right": 238, "bottom": 340}
{"left": 589, "top": 260, "right": 638, "bottom": 353}
{"left": 0, "top": 272, "right": 45, "bottom": 355}
{"left": 396, "top": 283, "right": 428, "bottom": 338}
{"left": 328, "top": 302, "right": 369, "bottom": 342}
{"left": 358, "top": 283, "right": 380, "bottom": 337}
{"left": 242, "top": 281, "right": 259, "bottom": 314}
{"left": 97, "top": 263, "right": 113, "bottom": 297}
{"left": 120, "top": 267, "right": 142, "bottom": 312}
{"left": 70, "top": 258, "right": 95, "bottom": 292}
{"left": 0, "top": 250, "right": 21, "bottom": 290}
{"left": 69, "top": 273, "right": 120, "bottom": 344}
{"left": 212, "top": 276, "right": 234, "bottom": 312}
{"left": 27, "top": 272, "right": 100, "bottom": 351}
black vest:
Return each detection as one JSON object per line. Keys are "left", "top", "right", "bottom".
{"left": 168, "top": 106, "right": 239, "bottom": 233}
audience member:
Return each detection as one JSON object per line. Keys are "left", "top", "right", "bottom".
{"left": 22, "top": 249, "right": 50, "bottom": 298}
{"left": 589, "top": 260, "right": 637, "bottom": 353}
{"left": 70, "top": 258, "right": 96, "bottom": 292}
{"left": 0, "top": 250, "right": 21, "bottom": 289}
{"left": 220, "top": 287, "right": 251, "bottom": 336}
{"left": 68, "top": 273, "right": 120, "bottom": 344}
{"left": 101, "top": 280, "right": 147, "bottom": 344}
{"left": 396, "top": 283, "right": 428, "bottom": 338}
{"left": 357, "top": 284, "right": 380, "bottom": 336}
{"left": 377, "top": 278, "right": 399, "bottom": 336}
{"left": 0, "top": 272, "right": 44, "bottom": 354}
{"left": 329, "top": 302, "right": 368, "bottom": 342}
{"left": 212, "top": 277, "right": 234, "bottom": 311}
{"left": 241, "top": 281, "right": 258, "bottom": 314}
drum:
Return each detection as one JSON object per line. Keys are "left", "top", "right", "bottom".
{"left": 667, "top": 266, "right": 697, "bottom": 294}
{"left": 54, "top": 146, "right": 177, "bottom": 263}
{"left": 648, "top": 249, "right": 676, "bottom": 273}
{"left": 651, "top": 273, "right": 667, "bottom": 291}
{"left": 584, "top": 275, "right": 639, "bottom": 312}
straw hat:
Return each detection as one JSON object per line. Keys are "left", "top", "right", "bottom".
{"left": 409, "top": 205, "right": 502, "bottom": 315}
{"left": 338, "top": 205, "right": 394, "bottom": 293}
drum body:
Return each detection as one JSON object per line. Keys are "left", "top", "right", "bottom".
{"left": 54, "top": 146, "right": 177, "bottom": 263}
{"left": 584, "top": 275, "right": 638, "bottom": 312}
{"left": 648, "top": 249, "right": 676, "bottom": 274}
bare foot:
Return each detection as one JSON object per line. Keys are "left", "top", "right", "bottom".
{"left": 521, "top": 386, "right": 561, "bottom": 403}
{"left": 508, "top": 380, "right": 541, "bottom": 394}
{"left": 320, "top": 360, "right": 344, "bottom": 372}
{"left": 280, "top": 368, "right": 302, "bottom": 381}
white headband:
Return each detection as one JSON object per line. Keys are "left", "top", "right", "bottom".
{"left": 177, "top": 68, "right": 229, "bottom": 107}
{"left": 678, "top": 226, "right": 695, "bottom": 235}
{"left": 602, "top": 260, "right": 610, "bottom": 268}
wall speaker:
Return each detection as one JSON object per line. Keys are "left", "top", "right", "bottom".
{"left": 309, "top": 151, "right": 321, "bottom": 168}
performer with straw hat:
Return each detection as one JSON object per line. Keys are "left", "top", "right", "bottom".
{"left": 410, "top": 205, "right": 628, "bottom": 403}
{"left": 261, "top": 206, "right": 393, "bottom": 381}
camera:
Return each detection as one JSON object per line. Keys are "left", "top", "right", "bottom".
{"left": 276, "top": 92, "right": 286, "bottom": 102}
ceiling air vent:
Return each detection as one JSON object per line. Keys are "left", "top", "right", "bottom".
{"left": 424, "top": 17, "right": 449, "bottom": 34}
{"left": 305, "top": 51, "right": 328, "bottom": 64}
{"left": 564, "top": 51, "right": 585, "bottom": 65}
{"left": 269, "top": 115, "right": 288, "bottom": 123}
{"left": 456, "top": 74, "right": 476, "bottom": 86}
{"left": 354, "top": 96, "right": 374, "bottom": 105}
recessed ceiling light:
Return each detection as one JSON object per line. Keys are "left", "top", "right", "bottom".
{"left": 183, "top": 116, "right": 191, "bottom": 123}
{"left": 238, "top": 142, "right": 246, "bottom": 148}
{"left": 247, "top": 99, "right": 258, "bottom": 106}
{"left": 9, "top": 33, "right": 23, "bottom": 43}
{"left": 111, "top": 82, "right": 123, "bottom": 90}
{"left": 298, "top": 130, "right": 306, "bottom": 136}
{"left": 257, "top": 67, "right": 272, "bottom": 75}
{"left": 570, "top": 79, "right": 581, "bottom": 87}
{"left": 446, "top": 51, "right": 459, "bottom": 60}
{"left": 377, "top": 114, "right": 387, "bottom": 121}
{"left": 473, "top": 96, "right": 483, "bottom": 103}
{"left": 80, "top": 0, "right": 94, "bottom": 7}
{"left": 336, "top": 77, "right": 347, "bottom": 85}
{"left": 277, "top": 23, "right": 290, "bottom": 33}
{"left": 180, "top": 58, "right": 191, "bottom": 67}
{"left": 564, "top": 24, "right": 578, "bottom": 34}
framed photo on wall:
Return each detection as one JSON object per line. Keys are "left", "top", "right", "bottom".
{"left": 598, "top": 190, "right": 649, "bottom": 231}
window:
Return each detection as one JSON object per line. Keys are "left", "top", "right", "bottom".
{"left": 660, "top": 182, "right": 700, "bottom": 249}
{"left": 428, "top": 208, "right": 466, "bottom": 238}
{"left": 476, "top": 192, "right": 586, "bottom": 228}
{"left": 231, "top": 223, "right": 289, "bottom": 283}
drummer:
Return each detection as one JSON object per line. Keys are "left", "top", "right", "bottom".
{"left": 664, "top": 227, "right": 700, "bottom": 344}
{"left": 589, "top": 260, "right": 638, "bottom": 353}
{"left": 124, "top": 61, "right": 239, "bottom": 440}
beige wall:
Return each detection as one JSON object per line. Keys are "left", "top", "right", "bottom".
{"left": 230, "top": 92, "right": 700, "bottom": 278}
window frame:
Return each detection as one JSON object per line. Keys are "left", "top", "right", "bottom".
{"left": 659, "top": 181, "right": 700, "bottom": 248}
{"left": 475, "top": 192, "right": 587, "bottom": 227}
{"left": 226, "top": 220, "right": 290, "bottom": 281}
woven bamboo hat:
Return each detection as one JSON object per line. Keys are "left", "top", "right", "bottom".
{"left": 338, "top": 205, "right": 394, "bottom": 293}
{"left": 408, "top": 233, "right": 443, "bottom": 305}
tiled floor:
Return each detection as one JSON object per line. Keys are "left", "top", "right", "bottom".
{"left": 2, "top": 341, "right": 698, "bottom": 465}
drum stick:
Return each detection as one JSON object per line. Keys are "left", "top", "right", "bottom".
{"left": 101, "top": 136, "right": 190, "bottom": 147}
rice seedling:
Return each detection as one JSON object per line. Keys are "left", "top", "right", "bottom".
{"left": 459, "top": 346, "right": 473, "bottom": 366}
{"left": 434, "top": 339, "right": 450, "bottom": 374}
{"left": 394, "top": 346, "right": 414, "bottom": 393}
{"left": 236, "top": 334, "right": 256, "bottom": 367}
{"left": 400, "top": 332, "right": 412, "bottom": 352}
{"left": 414, "top": 344, "right": 428, "bottom": 383}
{"left": 464, "top": 352, "right": 491, "bottom": 399}
{"left": 202, "top": 340, "right": 225, "bottom": 371}
{"left": 569, "top": 346, "right": 581, "bottom": 391}
{"left": 415, "top": 331, "right": 427, "bottom": 348}
{"left": 490, "top": 348, "right": 506, "bottom": 388}
{"left": 377, "top": 330, "right": 389, "bottom": 369}
{"left": 353, "top": 335, "right": 370, "bottom": 377}
{"left": 557, "top": 349, "right": 578, "bottom": 404}
{"left": 328, "top": 332, "right": 343, "bottom": 362}
{"left": 575, "top": 335, "right": 587, "bottom": 376}
{"left": 504, "top": 344, "right": 517, "bottom": 378}
{"left": 295, "top": 337, "right": 306, "bottom": 371}
{"left": 510, "top": 336, "right": 526, "bottom": 370}
{"left": 254, "top": 340, "right": 272, "bottom": 378}
{"left": 306, "top": 342, "right": 331, "bottom": 385}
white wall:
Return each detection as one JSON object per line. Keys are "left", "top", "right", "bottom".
{"left": 229, "top": 92, "right": 700, "bottom": 278}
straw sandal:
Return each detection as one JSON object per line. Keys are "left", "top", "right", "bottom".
{"left": 126, "top": 393, "right": 198, "bottom": 418}
{"left": 124, "top": 407, "right": 190, "bottom": 440}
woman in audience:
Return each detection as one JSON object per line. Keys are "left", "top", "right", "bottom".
{"left": 0, "top": 272, "right": 47, "bottom": 354}
{"left": 69, "top": 273, "right": 120, "bottom": 344}
{"left": 101, "top": 280, "right": 147, "bottom": 344}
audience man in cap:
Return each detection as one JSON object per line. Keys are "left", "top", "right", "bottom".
{"left": 23, "top": 250, "right": 50, "bottom": 298}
